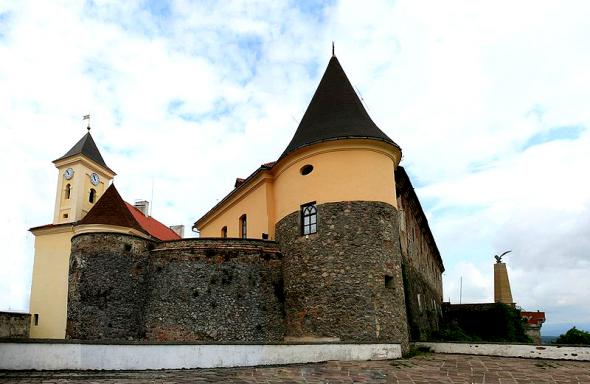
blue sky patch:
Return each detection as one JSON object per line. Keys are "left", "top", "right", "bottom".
{"left": 522, "top": 125, "right": 585, "bottom": 150}
{"left": 0, "top": 10, "right": 12, "bottom": 40}
{"left": 144, "top": 0, "right": 172, "bottom": 20}
{"left": 168, "top": 98, "right": 233, "bottom": 123}
{"left": 292, "top": 0, "right": 335, "bottom": 22}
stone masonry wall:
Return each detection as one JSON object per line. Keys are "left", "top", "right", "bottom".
{"left": 276, "top": 201, "right": 409, "bottom": 350}
{"left": 396, "top": 168, "right": 444, "bottom": 340}
{"left": 0, "top": 312, "right": 30, "bottom": 338}
{"left": 145, "top": 239, "right": 284, "bottom": 342}
{"left": 67, "top": 233, "right": 153, "bottom": 340}
{"left": 402, "top": 263, "right": 442, "bottom": 340}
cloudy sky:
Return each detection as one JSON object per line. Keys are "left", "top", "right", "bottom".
{"left": 1, "top": 0, "right": 588, "bottom": 336}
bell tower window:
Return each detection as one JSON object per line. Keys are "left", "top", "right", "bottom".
{"left": 89, "top": 188, "right": 96, "bottom": 203}
{"left": 65, "top": 184, "right": 71, "bottom": 199}
{"left": 301, "top": 203, "right": 317, "bottom": 235}
{"left": 239, "top": 215, "right": 247, "bottom": 239}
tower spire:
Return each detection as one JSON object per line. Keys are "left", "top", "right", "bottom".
{"left": 332, "top": 41, "right": 335, "bottom": 57}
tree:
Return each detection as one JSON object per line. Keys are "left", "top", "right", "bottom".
{"left": 554, "top": 327, "right": 590, "bottom": 345}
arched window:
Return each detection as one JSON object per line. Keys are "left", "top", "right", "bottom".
{"left": 221, "top": 226, "right": 227, "bottom": 238}
{"left": 65, "top": 184, "right": 71, "bottom": 199}
{"left": 301, "top": 203, "right": 317, "bottom": 235}
{"left": 239, "top": 214, "right": 247, "bottom": 239}
{"left": 89, "top": 188, "right": 96, "bottom": 203}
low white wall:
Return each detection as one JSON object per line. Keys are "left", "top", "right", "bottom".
{"left": 0, "top": 342, "right": 401, "bottom": 370}
{"left": 415, "top": 342, "right": 590, "bottom": 361}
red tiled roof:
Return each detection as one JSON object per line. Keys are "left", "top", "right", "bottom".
{"left": 80, "top": 184, "right": 180, "bottom": 241}
{"left": 125, "top": 203, "right": 180, "bottom": 241}
{"left": 521, "top": 311, "right": 546, "bottom": 325}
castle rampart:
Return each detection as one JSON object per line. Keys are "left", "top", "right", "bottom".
{"left": 67, "top": 235, "right": 284, "bottom": 342}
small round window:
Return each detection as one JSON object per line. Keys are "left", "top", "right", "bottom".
{"left": 300, "top": 164, "right": 314, "bottom": 175}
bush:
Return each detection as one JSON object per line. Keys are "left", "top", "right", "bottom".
{"left": 554, "top": 327, "right": 590, "bottom": 345}
{"left": 433, "top": 303, "right": 531, "bottom": 343}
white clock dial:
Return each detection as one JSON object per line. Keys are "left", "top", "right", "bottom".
{"left": 64, "top": 168, "right": 74, "bottom": 180}
{"left": 90, "top": 173, "right": 100, "bottom": 186}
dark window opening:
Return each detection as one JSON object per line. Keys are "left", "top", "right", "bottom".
{"left": 89, "top": 188, "right": 96, "bottom": 203}
{"left": 262, "top": 233, "right": 269, "bottom": 240}
{"left": 240, "top": 214, "right": 247, "bottom": 239}
{"left": 33, "top": 314, "right": 39, "bottom": 326}
{"left": 63, "top": 213, "right": 68, "bottom": 219}
{"left": 301, "top": 203, "right": 317, "bottom": 235}
{"left": 65, "top": 183, "right": 71, "bottom": 199}
{"left": 300, "top": 164, "right": 314, "bottom": 175}
{"left": 221, "top": 226, "right": 227, "bottom": 238}
{"left": 384, "top": 275, "right": 394, "bottom": 288}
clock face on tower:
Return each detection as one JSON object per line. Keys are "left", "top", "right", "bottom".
{"left": 64, "top": 168, "right": 74, "bottom": 180}
{"left": 90, "top": 173, "right": 100, "bottom": 186}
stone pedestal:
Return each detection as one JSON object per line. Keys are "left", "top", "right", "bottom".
{"left": 494, "top": 263, "right": 513, "bottom": 304}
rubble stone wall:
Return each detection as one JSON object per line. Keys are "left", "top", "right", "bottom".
{"left": 276, "top": 201, "right": 409, "bottom": 350}
{"left": 67, "top": 235, "right": 284, "bottom": 342}
{"left": 145, "top": 239, "right": 284, "bottom": 342}
{"left": 67, "top": 233, "right": 153, "bottom": 340}
{"left": 0, "top": 312, "right": 30, "bottom": 339}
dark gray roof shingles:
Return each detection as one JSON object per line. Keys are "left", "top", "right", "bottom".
{"left": 54, "top": 132, "right": 113, "bottom": 173}
{"left": 281, "top": 56, "right": 399, "bottom": 158}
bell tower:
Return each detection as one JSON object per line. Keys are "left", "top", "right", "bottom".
{"left": 52, "top": 130, "right": 115, "bottom": 223}
{"left": 29, "top": 127, "right": 115, "bottom": 339}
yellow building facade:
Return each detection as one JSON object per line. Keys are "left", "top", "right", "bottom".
{"left": 196, "top": 140, "right": 401, "bottom": 239}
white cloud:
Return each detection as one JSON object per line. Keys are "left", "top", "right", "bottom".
{"left": 0, "top": 0, "right": 588, "bottom": 335}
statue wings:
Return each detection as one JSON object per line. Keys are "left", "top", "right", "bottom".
{"left": 494, "top": 250, "right": 511, "bottom": 263}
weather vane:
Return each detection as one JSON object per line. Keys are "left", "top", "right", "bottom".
{"left": 83, "top": 114, "right": 90, "bottom": 131}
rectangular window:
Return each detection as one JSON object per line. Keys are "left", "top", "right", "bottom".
{"left": 301, "top": 202, "right": 317, "bottom": 235}
{"left": 384, "top": 275, "right": 394, "bottom": 289}
{"left": 239, "top": 215, "right": 247, "bottom": 239}
{"left": 33, "top": 314, "right": 39, "bottom": 326}
{"left": 221, "top": 226, "right": 227, "bottom": 238}
{"left": 417, "top": 294, "right": 422, "bottom": 312}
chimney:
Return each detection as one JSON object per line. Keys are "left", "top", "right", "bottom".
{"left": 134, "top": 200, "right": 150, "bottom": 216}
{"left": 170, "top": 225, "right": 184, "bottom": 238}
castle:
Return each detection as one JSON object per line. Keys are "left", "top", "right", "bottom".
{"left": 28, "top": 54, "right": 444, "bottom": 349}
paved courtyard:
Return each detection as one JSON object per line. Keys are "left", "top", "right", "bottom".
{"left": 1, "top": 353, "right": 589, "bottom": 383}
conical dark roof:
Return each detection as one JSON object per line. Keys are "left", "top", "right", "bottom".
{"left": 79, "top": 184, "right": 145, "bottom": 234}
{"left": 280, "top": 56, "right": 399, "bottom": 158}
{"left": 54, "top": 132, "right": 113, "bottom": 173}
{"left": 79, "top": 184, "right": 181, "bottom": 241}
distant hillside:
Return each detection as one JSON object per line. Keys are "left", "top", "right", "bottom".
{"left": 541, "top": 335, "right": 558, "bottom": 344}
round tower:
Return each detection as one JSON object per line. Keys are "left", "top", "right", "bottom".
{"left": 274, "top": 55, "right": 409, "bottom": 347}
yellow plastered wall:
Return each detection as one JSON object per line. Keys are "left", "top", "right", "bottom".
{"left": 197, "top": 139, "right": 401, "bottom": 239}
{"left": 273, "top": 140, "right": 399, "bottom": 222}
{"left": 29, "top": 227, "right": 74, "bottom": 339}
{"left": 198, "top": 177, "right": 273, "bottom": 239}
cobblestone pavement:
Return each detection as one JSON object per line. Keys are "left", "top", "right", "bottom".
{"left": 1, "top": 354, "right": 590, "bottom": 383}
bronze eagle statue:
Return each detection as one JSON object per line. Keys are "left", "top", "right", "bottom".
{"left": 494, "top": 250, "right": 511, "bottom": 263}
